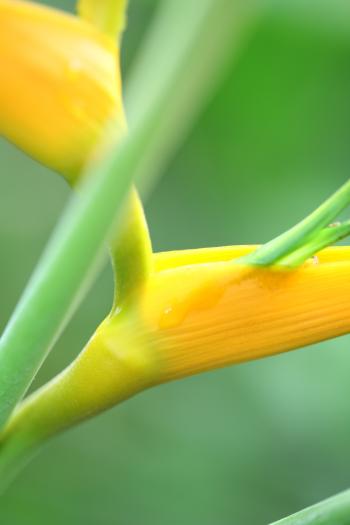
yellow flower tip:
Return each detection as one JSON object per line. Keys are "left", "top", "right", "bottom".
{"left": 78, "top": 0, "right": 128, "bottom": 40}
{"left": 144, "top": 246, "right": 350, "bottom": 382}
{"left": 0, "top": 0, "right": 125, "bottom": 180}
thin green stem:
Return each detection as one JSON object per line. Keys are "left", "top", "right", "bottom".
{"left": 270, "top": 489, "right": 350, "bottom": 525}
{"left": 278, "top": 220, "right": 350, "bottom": 267}
{"left": 0, "top": 0, "right": 255, "bottom": 429}
{"left": 242, "top": 178, "right": 350, "bottom": 266}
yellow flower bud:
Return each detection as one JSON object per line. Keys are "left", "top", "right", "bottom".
{"left": 2, "top": 245, "right": 350, "bottom": 477}
{"left": 0, "top": 0, "right": 125, "bottom": 180}
{"left": 147, "top": 246, "right": 350, "bottom": 381}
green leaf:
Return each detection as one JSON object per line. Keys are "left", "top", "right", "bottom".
{"left": 270, "top": 488, "right": 350, "bottom": 525}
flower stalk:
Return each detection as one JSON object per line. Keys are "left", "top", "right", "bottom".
{"left": 1, "top": 241, "right": 350, "bottom": 488}
{"left": 0, "top": 311, "right": 159, "bottom": 489}
{"left": 0, "top": 0, "right": 252, "bottom": 431}
{"left": 2, "top": 3, "right": 350, "bottom": 523}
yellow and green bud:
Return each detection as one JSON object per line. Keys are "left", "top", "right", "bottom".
{"left": 2, "top": 0, "right": 350, "bottom": 492}
{"left": 2, "top": 245, "right": 350, "bottom": 477}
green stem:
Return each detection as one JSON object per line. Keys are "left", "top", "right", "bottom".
{"left": 278, "top": 220, "right": 350, "bottom": 267}
{"left": 0, "top": 312, "right": 158, "bottom": 492}
{"left": 110, "top": 189, "right": 153, "bottom": 313}
{"left": 242, "top": 178, "right": 350, "bottom": 266}
{"left": 270, "top": 489, "right": 350, "bottom": 525}
{"left": 0, "top": 130, "right": 134, "bottom": 429}
{"left": 0, "top": 0, "right": 255, "bottom": 429}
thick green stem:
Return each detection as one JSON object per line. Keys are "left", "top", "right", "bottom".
{"left": 0, "top": 313, "right": 159, "bottom": 492}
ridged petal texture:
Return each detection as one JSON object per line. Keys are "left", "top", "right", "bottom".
{"left": 148, "top": 246, "right": 350, "bottom": 381}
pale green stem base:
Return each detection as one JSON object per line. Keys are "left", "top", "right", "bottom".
{"left": 0, "top": 314, "right": 159, "bottom": 492}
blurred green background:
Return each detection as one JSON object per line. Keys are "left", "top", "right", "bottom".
{"left": 1, "top": 1, "right": 350, "bottom": 523}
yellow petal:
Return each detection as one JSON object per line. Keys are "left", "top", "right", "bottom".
{"left": 144, "top": 246, "right": 350, "bottom": 381}
{"left": 153, "top": 245, "right": 259, "bottom": 272}
{"left": 153, "top": 244, "right": 350, "bottom": 271}
{"left": 0, "top": 0, "right": 125, "bottom": 180}
{"left": 3, "top": 246, "right": 350, "bottom": 461}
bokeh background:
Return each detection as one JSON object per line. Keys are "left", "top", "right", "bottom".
{"left": 1, "top": 1, "right": 350, "bottom": 523}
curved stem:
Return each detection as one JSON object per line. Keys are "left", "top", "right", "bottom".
{"left": 0, "top": 313, "right": 160, "bottom": 492}
{"left": 0, "top": 0, "right": 251, "bottom": 429}
{"left": 110, "top": 189, "right": 153, "bottom": 313}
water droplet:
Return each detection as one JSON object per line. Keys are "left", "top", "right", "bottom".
{"left": 159, "top": 303, "right": 185, "bottom": 330}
